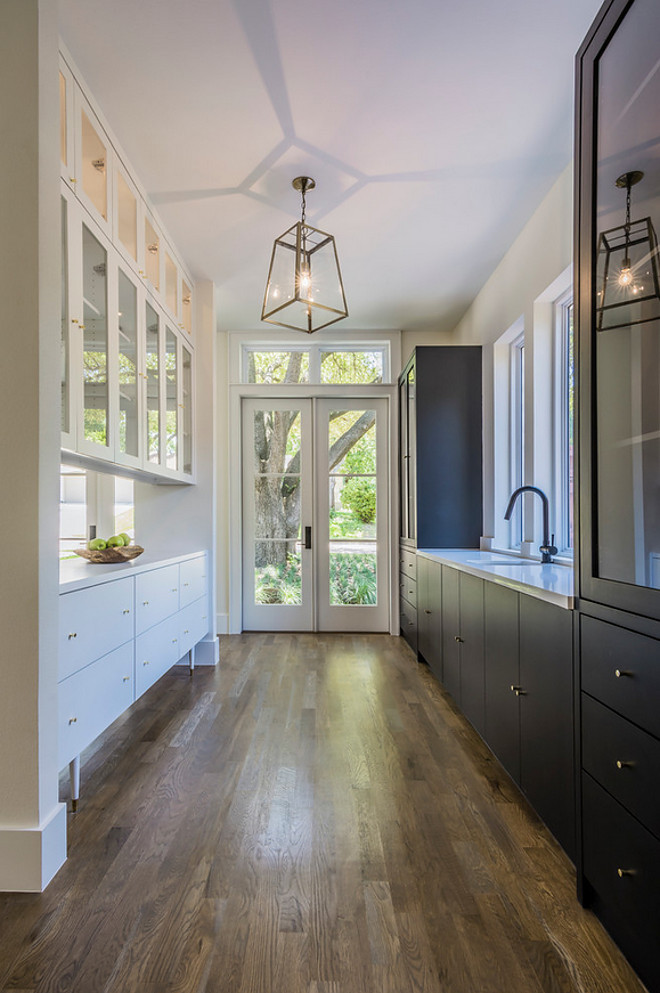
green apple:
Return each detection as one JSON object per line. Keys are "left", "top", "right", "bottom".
{"left": 106, "top": 535, "right": 125, "bottom": 547}
{"left": 88, "top": 538, "right": 107, "bottom": 551}
{"left": 119, "top": 533, "right": 131, "bottom": 546}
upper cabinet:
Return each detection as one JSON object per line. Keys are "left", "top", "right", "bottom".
{"left": 576, "top": 0, "right": 660, "bottom": 618}
{"left": 59, "top": 51, "right": 195, "bottom": 483}
{"left": 399, "top": 346, "right": 482, "bottom": 549}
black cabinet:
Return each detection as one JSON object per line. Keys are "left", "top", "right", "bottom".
{"left": 399, "top": 547, "right": 418, "bottom": 652}
{"left": 576, "top": 0, "right": 660, "bottom": 986}
{"left": 440, "top": 568, "right": 485, "bottom": 736}
{"left": 417, "top": 555, "right": 442, "bottom": 680}
{"left": 399, "top": 346, "right": 482, "bottom": 550}
{"left": 484, "top": 583, "right": 575, "bottom": 858}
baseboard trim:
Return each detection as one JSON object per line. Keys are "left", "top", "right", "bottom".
{"left": 194, "top": 635, "right": 220, "bottom": 666}
{"left": 0, "top": 802, "right": 67, "bottom": 892}
{"left": 216, "top": 613, "right": 229, "bottom": 635}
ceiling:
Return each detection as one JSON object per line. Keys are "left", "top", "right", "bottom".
{"left": 58, "top": 0, "right": 603, "bottom": 334}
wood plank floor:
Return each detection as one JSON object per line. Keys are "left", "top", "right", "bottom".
{"left": 0, "top": 633, "right": 649, "bottom": 993}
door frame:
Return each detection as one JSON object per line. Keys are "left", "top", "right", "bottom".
{"left": 228, "top": 383, "right": 399, "bottom": 634}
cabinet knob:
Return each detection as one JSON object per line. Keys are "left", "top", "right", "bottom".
{"left": 454, "top": 636, "right": 464, "bottom": 643}
{"left": 122, "top": 608, "right": 130, "bottom": 615}
{"left": 143, "top": 660, "right": 150, "bottom": 666}
{"left": 617, "top": 868, "right": 636, "bottom": 878}
{"left": 143, "top": 600, "right": 149, "bottom": 606}
{"left": 123, "top": 676, "right": 130, "bottom": 682}
{"left": 510, "top": 685, "right": 525, "bottom": 696}
{"left": 171, "top": 588, "right": 178, "bottom": 593}
{"left": 68, "top": 717, "right": 77, "bottom": 725}
{"left": 615, "top": 759, "right": 634, "bottom": 769}
{"left": 425, "top": 609, "right": 432, "bottom": 615}
{"left": 68, "top": 632, "right": 77, "bottom": 640}
{"left": 615, "top": 668, "right": 633, "bottom": 678}
{"left": 184, "top": 628, "right": 189, "bottom": 634}
{"left": 172, "top": 638, "right": 178, "bottom": 643}
{"left": 183, "top": 582, "right": 190, "bottom": 587}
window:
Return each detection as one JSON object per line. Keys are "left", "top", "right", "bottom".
{"left": 59, "top": 467, "right": 135, "bottom": 560}
{"left": 241, "top": 343, "right": 390, "bottom": 385}
{"left": 554, "top": 294, "right": 574, "bottom": 554}
{"left": 59, "top": 466, "right": 87, "bottom": 560}
{"left": 114, "top": 477, "right": 135, "bottom": 539}
{"left": 508, "top": 332, "right": 525, "bottom": 548}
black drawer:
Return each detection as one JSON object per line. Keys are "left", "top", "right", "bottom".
{"left": 582, "top": 694, "right": 660, "bottom": 840}
{"left": 582, "top": 774, "right": 660, "bottom": 991}
{"left": 400, "top": 596, "right": 417, "bottom": 651}
{"left": 399, "top": 549, "right": 417, "bottom": 581}
{"left": 581, "top": 614, "right": 660, "bottom": 738}
{"left": 400, "top": 574, "right": 417, "bottom": 607}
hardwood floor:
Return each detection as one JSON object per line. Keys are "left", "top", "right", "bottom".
{"left": 0, "top": 634, "right": 649, "bottom": 993}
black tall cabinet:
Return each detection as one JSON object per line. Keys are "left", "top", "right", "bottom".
{"left": 576, "top": 1, "right": 660, "bottom": 989}
{"left": 399, "top": 346, "right": 482, "bottom": 650}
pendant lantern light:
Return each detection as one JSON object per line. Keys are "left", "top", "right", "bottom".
{"left": 596, "top": 170, "right": 660, "bottom": 332}
{"left": 261, "top": 176, "right": 348, "bottom": 333}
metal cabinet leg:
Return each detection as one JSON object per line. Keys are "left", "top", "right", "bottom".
{"left": 189, "top": 647, "right": 194, "bottom": 674}
{"left": 69, "top": 755, "right": 80, "bottom": 812}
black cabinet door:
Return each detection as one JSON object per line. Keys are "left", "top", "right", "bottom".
{"left": 441, "top": 566, "right": 460, "bottom": 703}
{"left": 418, "top": 557, "right": 442, "bottom": 679}
{"left": 519, "top": 596, "right": 575, "bottom": 859}
{"left": 484, "top": 582, "right": 520, "bottom": 783}
{"left": 459, "top": 573, "right": 485, "bottom": 736}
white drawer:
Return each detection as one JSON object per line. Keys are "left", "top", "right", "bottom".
{"left": 59, "top": 577, "right": 134, "bottom": 682}
{"left": 58, "top": 640, "right": 134, "bottom": 768}
{"left": 135, "top": 564, "right": 180, "bottom": 634}
{"left": 179, "top": 555, "right": 207, "bottom": 608}
{"left": 136, "top": 613, "right": 180, "bottom": 696}
{"left": 179, "top": 596, "right": 209, "bottom": 657}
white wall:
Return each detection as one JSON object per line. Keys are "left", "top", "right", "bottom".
{"left": 0, "top": 0, "right": 67, "bottom": 891}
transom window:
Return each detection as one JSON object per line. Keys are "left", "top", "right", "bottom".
{"left": 242, "top": 344, "right": 389, "bottom": 385}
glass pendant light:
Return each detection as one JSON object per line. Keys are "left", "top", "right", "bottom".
{"left": 261, "top": 176, "right": 348, "bottom": 333}
{"left": 596, "top": 170, "right": 660, "bottom": 332}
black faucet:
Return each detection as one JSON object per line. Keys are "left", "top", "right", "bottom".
{"left": 504, "top": 486, "right": 558, "bottom": 563}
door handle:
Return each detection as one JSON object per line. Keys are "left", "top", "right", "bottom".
{"left": 305, "top": 526, "right": 312, "bottom": 550}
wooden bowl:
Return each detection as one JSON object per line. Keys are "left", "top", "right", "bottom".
{"left": 74, "top": 544, "right": 144, "bottom": 564}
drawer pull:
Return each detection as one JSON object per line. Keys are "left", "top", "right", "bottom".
{"left": 143, "top": 660, "right": 150, "bottom": 666}
{"left": 617, "top": 868, "right": 636, "bottom": 878}
{"left": 202, "top": 616, "right": 207, "bottom": 620}
{"left": 454, "top": 636, "right": 464, "bottom": 643}
{"left": 615, "top": 759, "right": 635, "bottom": 769}
{"left": 143, "top": 600, "right": 149, "bottom": 606}
{"left": 425, "top": 609, "right": 432, "bottom": 615}
{"left": 184, "top": 628, "right": 189, "bottom": 634}
{"left": 172, "top": 588, "right": 178, "bottom": 593}
{"left": 172, "top": 638, "right": 178, "bottom": 643}
{"left": 183, "top": 582, "right": 190, "bottom": 587}
{"left": 68, "top": 717, "right": 77, "bottom": 725}
{"left": 409, "top": 589, "right": 414, "bottom": 594}
{"left": 510, "top": 685, "right": 526, "bottom": 696}
{"left": 68, "top": 632, "right": 77, "bottom": 640}
{"left": 122, "top": 609, "right": 130, "bottom": 615}
{"left": 614, "top": 668, "right": 633, "bottom": 678}
{"left": 122, "top": 676, "right": 130, "bottom": 682}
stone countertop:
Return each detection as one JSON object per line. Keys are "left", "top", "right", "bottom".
{"left": 59, "top": 550, "right": 207, "bottom": 594}
{"left": 416, "top": 549, "right": 574, "bottom": 609}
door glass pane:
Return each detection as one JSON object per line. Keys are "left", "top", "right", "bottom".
{"left": 82, "top": 225, "right": 108, "bottom": 447}
{"left": 146, "top": 302, "right": 160, "bottom": 464}
{"left": 328, "top": 409, "right": 377, "bottom": 605}
{"left": 181, "top": 280, "right": 192, "bottom": 334}
{"left": 118, "top": 270, "right": 138, "bottom": 458}
{"left": 165, "top": 328, "right": 178, "bottom": 470}
{"left": 165, "top": 254, "right": 178, "bottom": 314}
{"left": 59, "top": 71, "right": 67, "bottom": 166}
{"left": 61, "top": 197, "right": 69, "bottom": 434}
{"left": 594, "top": 0, "right": 660, "bottom": 587}
{"left": 81, "top": 109, "right": 107, "bottom": 219}
{"left": 117, "top": 171, "right": 137, "bottom": 262}
{"left": 182, "top": 345, "right": 192, "bottom": 474}
{"left": 252, "top": 409, "right": 303, "bottom": 604}
{"left": 145, "top": 218, "right": 160, "bottom": 289}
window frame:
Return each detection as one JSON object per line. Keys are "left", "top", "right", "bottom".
{"left": 232, "top": 333, "right": 394, "bottom": 387}
{"left": 553, "top": 290, "right": 574, "bottom": 556}
{"left": 508, "top": 331, "right": 525, "bottom": 549}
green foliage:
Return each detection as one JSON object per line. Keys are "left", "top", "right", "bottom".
{"left": 255, "top": 553, "right": 302, "bottom": 604}
{"left": 329, "top": 553, "right": 377, "bottom": 605}
{"left": 340, "top": 477, "right": 376, "bottom": 523}
{"left": 321, "top": 350, "right": 383, "bottom": 385}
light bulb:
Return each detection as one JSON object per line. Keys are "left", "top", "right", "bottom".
{"left": 618, "top": 260, "right": 633, "bottom": 286}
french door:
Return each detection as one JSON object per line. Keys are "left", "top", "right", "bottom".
{"left": 242, "top": 396, "right": 390, "bottom": 631}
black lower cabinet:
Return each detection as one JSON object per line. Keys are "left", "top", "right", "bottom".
{"left": 417, "top": 555, "right": 442, "bottom": 680}
{"left": 519, "top": 596, "right": 574, "bottom": 859}
{"left": 484, "top": 583, "right": 520, "bottom": 780}
{"left": 484, "top": 582, "right": 575, "bottom": 859}
{"left": 459, "top": 574, "right": 485, "bottom": 736}
{"left": 441, "top": 567, "right": 461, "bottom": 703}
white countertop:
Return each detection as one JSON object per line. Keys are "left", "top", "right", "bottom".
{"left": 60, "top": 550, "right": 206, "bottom": 594}
{"left": 416, "top": 549, "right": 574, "bottom": 609}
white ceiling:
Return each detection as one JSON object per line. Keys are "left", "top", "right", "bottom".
{"left": 58, "top": 0, "right": 602, "bottom": 334}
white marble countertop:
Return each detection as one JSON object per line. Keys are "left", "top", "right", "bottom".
{"left": 416, "top": 549, "right": 575, "bottom": 609}
{"left": 59, "top": 550, "right": 206, "bottom": 594}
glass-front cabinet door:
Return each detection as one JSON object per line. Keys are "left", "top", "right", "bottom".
{"left": 115, "top": 268, "right": 141, "bottom": 467}
{"left": 78, "top": 222, "right": 111, "bottom": 459}
{"left": 74, "top": 93, "right": 112, "bottom": 237}
{"left": 165, "top": 327, "right": 178, "bottom": 471}
{"left": 578, "top": 0, "right": 660, "bottom": 616}
{"left": 181, "top": 343, "right": 193, "bottom": 477}
{"left": 145, "top": 301, "right": 161, "bottom": 467}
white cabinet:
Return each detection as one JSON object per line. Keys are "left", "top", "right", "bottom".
{"left": 58, "top": 552, "right": 211, "bottom": 807}
{"left": 59, "top": 50, "right": 195, "bottom": 482}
